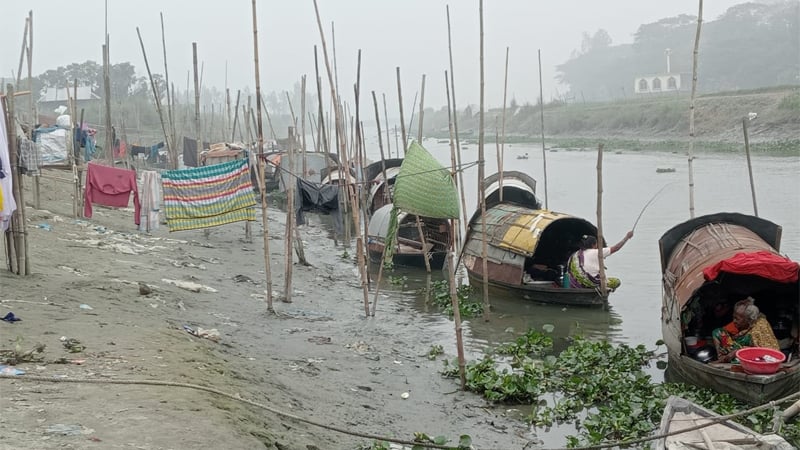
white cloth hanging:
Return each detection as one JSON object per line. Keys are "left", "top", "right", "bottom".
{"left": 0, "top": 100, "right": 17, "bottom": 232}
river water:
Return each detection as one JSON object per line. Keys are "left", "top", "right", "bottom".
{"left": 358, "top": 140, "right": 800, "bottom": 361}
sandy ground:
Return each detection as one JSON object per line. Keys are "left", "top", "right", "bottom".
{"left": 0, "top": 173, "right": 532, "bottom": 450}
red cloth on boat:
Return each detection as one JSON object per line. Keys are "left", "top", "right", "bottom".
{"left": 703, "top": 251, "right": 799, "bottom": 283}
{"left": 83, "top": 162, "right": 140, "bottom": 225}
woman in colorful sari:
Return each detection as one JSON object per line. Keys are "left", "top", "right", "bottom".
{"left": 565, "top": 231, "right": 633, "bottom": 291}
{"left": 712, "top": 297, "right": 779, "bottom": 363}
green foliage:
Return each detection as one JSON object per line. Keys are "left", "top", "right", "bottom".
{"left": 426, "top": 344, "right": 444, "bottom": 360}
{"left": 444, "top": 330, "right": 800, "bottom": 448}
{"left": 388, "top": 275, "right": 408, "bottom": 286}
{"left": 423, "top": 280, "right": 482, "bottom": 318}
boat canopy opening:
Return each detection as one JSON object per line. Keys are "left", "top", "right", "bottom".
{"left": 523, "top": 217, "right": 598, "bottom": 282}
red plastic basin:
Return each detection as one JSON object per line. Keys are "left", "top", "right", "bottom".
{"left": 735, "top": 347, "right": 786, "bottom": 375}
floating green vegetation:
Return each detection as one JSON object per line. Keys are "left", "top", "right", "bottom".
{"left": 361, "top": 433, "right": 472, "bottom": 450}
{"left": 423, "top": 280, "right": 482, "bottom": 318}
{"left": 442, "top": 329, "right": 800, "bottom": 448}
{"left": 426, "top": 344, "right": 444, "bottom": 360}
{"left": 387, "top": 275, "right": 408, "bottom": 286}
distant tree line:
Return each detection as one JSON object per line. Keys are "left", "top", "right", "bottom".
{"left": 556, "top": 1, "right": 799, "bottom": 101}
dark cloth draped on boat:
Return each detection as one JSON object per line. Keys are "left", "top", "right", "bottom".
{"left": 182, "top": 137, "right": 210, "bottom": 167}
{"left": 294, "top": 177, "right": 342, "bottom": 233}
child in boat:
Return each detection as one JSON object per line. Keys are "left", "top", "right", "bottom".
{"left": 564, "top": 231, "right": 633, "bottom": 290}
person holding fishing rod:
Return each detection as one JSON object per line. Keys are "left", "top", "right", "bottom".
{"left": 565, "top": 231, "right": 633, "bottom": 291}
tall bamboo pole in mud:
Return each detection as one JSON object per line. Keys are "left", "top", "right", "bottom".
{"left": 538, "top": 49, "right": 549, "bottom": 209}
{"left": 251, "top": 0, "right": 274, "bottom": 311}
{"left": 16, "top": 18, "right": 28, "bottom": 87}
{"left": 27, "top": 13, "right": 42, "bottom": 210}
{"left": 354, "top": 50, "right": 371, "bottom": 237}
{"left": 595, "top": 143, "right": 608, "bottom": 298}
{"left": 102, "top": 44, "right": 114, "bottom": 164}
{"left": 396, "top": 67, "right": 407, "bottom": 154}
{"left": 742, "top": 117, "right": 759, "bottom": 217}
{"left": 5, "top": 85, "right": 29, "bottom": 275}
{"left": 136, "top": 27, "right": 171, "bottom": 163}
{"left": 283, "top": 126, "right": 295, "bottom": 303}
{"left": 192, "top": 43, "right": 201, "bottom": 167}
{"left": 687, "top": 0, "right": 703, "bottom": 219}
{"left": 478, "top": 0, "right": 490, "bottom": 320}
{"left": 370, "top": 90, "right": 391, "bottom": 315}
{"left": 231, "top": 90, "right": 241, "bottom": 141}
{"left": 313, "top": 0, "right": 370, "bottom": 317}
{"left": 446, "top": 5, "right": 468, "bottom": 245}
{"left": 160, "top": 13, "right": 178, "bottom": 169}
{"left": 499, "top": 46, "right": 509, "bottom": 203}
{"left": 295, "top": 76, "right": 308, "bottom": 265}
{"left": 447, "top": 220, "right": 467, "bottom": 388}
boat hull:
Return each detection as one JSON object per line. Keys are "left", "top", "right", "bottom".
{"left": 466, "top": 270, "right": 607, "bottom": 306}
{"left": 367, "top": 242, "right": 446, "bottom": 270}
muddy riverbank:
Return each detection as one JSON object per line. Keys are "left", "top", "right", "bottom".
{"left": 0, "top": 174, "right": 532, "bottom": 449}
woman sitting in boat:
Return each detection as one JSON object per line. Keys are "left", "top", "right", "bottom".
{"left": 712, "top": 297, "right": 780, "bottom": 363}
{"left": 565, "top": 231, "right": 633, "bottom": 291}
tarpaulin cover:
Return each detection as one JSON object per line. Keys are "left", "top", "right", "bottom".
{"left": 703, "top": 250, "right": 800, "bottom": 284}
{"left": 294, "top": 178, "right": 342, "bottom": 233}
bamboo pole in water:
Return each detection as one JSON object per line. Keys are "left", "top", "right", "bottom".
{"left": 5, "top": 85, "right": 29, "bottom": 275}
{"left": 382, "top": 93, "right": 391, "bottom": 159}
{"left": 595, "top": 143, "right": 608, "bottom": 298}
{"left": 446, "top": 5, "right": 468, "bottom": 248}
{"left": 396, "top": 67, "right": 407, "bottom": 154}
{"left": 499, "top": 46, "right": 509, "bottom": 203}
{"left": 444, "top": 70, "right": 462, "bottom": 252}
{"left": 687, "top": 0, "right": 703, "bottom": 219}
{"left": 251, "top": 0, "right": 274, "bottom": 312}
{"left": 478, "top": 0, "right": 490, "bottom": 320}
{"left": 742, "top": 117, "right": 758, "bottom": 217}
{"left": 538, "top": 49, "right": 548, "bottom": 209}
{"left": 312, "top": 0, "right": 370, "bottom": 317}
{"left": 447, "top": 219, "right": 467, "bottom": 388}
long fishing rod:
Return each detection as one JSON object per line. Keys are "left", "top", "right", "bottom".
{"left": 632, "top": 182, "right": 676, "bottom": 231}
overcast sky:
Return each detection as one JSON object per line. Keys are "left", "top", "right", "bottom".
{"left": 1, "top": 0, "right": 748, "bottom": 110}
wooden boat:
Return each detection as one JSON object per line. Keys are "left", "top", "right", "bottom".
{"left": 657, "top": 167, "right": 677, "bottom": 173}
{"left": 659, "top": 212, "right": 800, "bottom": 404}
{"left": 364, "top": 158, "right": 404, "bottom": 214}
{"left": 461, "top": 171, "right": 610, "bottom": 306}
{"left": 366, "top": 203, "right": 450, "bottom": 269}
{"left": 656, "top": 395, "right": 793, "bottom": 449}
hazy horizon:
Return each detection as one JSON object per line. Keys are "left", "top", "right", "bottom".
{"left": 2, "top": 1, "right": 752, "bottom": 110}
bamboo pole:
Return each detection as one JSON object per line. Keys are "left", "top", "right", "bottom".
{"left": 595, "top": 143, "right": 608, "bottom": 298}
{"left": 447, "top": 219, "right": 467, "bottom": 388}
{"left": 15, "top": 18, "right": 28, "bottom": 86}
{"left": 136, "top": 27, "right": 171, "bottom": 165}
{"left": 499, "top": 47, "right": 509, "bottom": 203}
{"left": 382, "top": 93, "right": 391, "bottom": 159}
{"left": 538, "top": 49, "right": 548, "bottom": 209}
{"left": 314, "top": 47, "right": 328, "bottom": 154}
{"left": 416, "top": 74, "right": 426, "bottom": 142}
{"left": 313, "top": 0, "right": 370, "bottom": 317}
{"left": 26, "top": 13, "right": 41, "bottom": 210}
{"left": 687, "top": 0, "right": 703, "bottom": 219}
{"left": 2, "top": 93, "right": 17, "bottom": 274}
{"left": 192, "top": 43, "right": 201, "bottom": 165}
{"left": 478, "top": 0, "right": 490, "bottom": 320}
{"left": 102, "top": 44, "right": 114, "bottom": 164}
{"left": 396, "top": 67, "right": 407, "bottom": 154}
{"left": 251, "top": 0, "right": 274, "bottom": 312}
{"left": 446, "top": 5, "right": 468, "bottom": 247}
{"left": 283, "top": 125, "right": 295, "bottom": 303}
{"left": 444, "top": 70, "right": 462, "bottom": 252}
{"left": 231, "top": 90, "right": 241, "bottom": 142}
{"left": 5, "top": 85, "right": 29, "bottom": 275}
{"left": 160, "top": 12, "right": 177, "bottom": 169}
{"left": 742, "top": 117, "right": 758, "bottom": 217}
{"left": 295, "top": 76, "right": 308, "bottom": 265}
{"left": 369, "top": 90, "right": 390, "bottom": 315}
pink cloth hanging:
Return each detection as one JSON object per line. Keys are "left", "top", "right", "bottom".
{"left": 84, "top": 162, "right": 140, "bottom": 225}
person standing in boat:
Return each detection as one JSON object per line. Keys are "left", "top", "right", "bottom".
{"left": 565, "top": 231, "right": 633, "bottom": 291}
{"left": 711, "top": 297, "right": 780, "bottom": 363}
